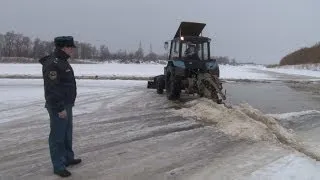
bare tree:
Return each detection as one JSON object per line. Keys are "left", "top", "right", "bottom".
{"left": 4, "top": 31, "right": 16, "bottom": 57}
{"left": 33, "top": 38, "right": 41, "bottom": 58}
{"left": 134, "top": 41, "right": 144, "bottom": 60}
{"left": 92, "top": 46, "right": 98, "bottom": 59}
{"left": 71, "top": 41, "right": 79, "bottom": 59}
{"left": 21, "top": 36, "right": 32, "bottom": 57}
{"left": 99, "top": 45, "right": 110, "bottom": 61}
{"left": 0, "top": 33, "right": 4, "bottom": 57}
{"left": 79, "top": 43, "right": 90, "bottom": 59}
{"left": 15, "top": 33, "right": 25, "bottom": 57}
{"left": 144, "top": 43, "right": 158, "bottom": 61}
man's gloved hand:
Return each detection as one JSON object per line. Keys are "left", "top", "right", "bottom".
{"left": 58, "top": 110, "right": 67, "bottom": 119}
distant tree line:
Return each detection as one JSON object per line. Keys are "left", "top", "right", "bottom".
{"left": 0, "top": 31, "right": 240, "bottom": 65}
{"left": 280, "top": 42, "right": 320, "bottom": 65}
{"left": 0, "top": 31, "right": 166, "bottom": 63}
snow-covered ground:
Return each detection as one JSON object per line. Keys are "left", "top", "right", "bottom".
{"left": 259, "top": 65, "right": 320, "bottom": 78}
{"left": 0, "top": 63, "right": 273, "bottom": 80}
{"left": 1, "top": 78, "right": 320, "bottom": 179}
{"left": 0, "top": 63, "right": 163, "bottom": 78}
{"left": 1, "top": 63, "right": 320, "bottom": 80}
{"left": 277, "top": 63, "right": 320, "bottom": 71}
{"left": 220, "top": 65, "right": 274, "bottom": 80}
{"left": 1, "top": 63, "right": 320, "bottom": 179}
{"left": 0, "top": 79, "right": 145, "bottom": 112}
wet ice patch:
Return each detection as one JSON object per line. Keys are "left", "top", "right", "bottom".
{"left": 258, "top": 64, "right": 320, "bottom": 78}
{"left": 268, "top": 110, "right": 320, "bottom": 120}
{"left": 248, "top": 154, "right": 320, "bottom": 180}
{"left": 267, "top": 110, "right": 320, "bottom": 131}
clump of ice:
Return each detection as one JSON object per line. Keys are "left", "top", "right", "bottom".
{"left": 173, "top": 98, "right": 278, "bottom": 142}
{"left": 172, "top": 99, "right": 320, "bottom": 161}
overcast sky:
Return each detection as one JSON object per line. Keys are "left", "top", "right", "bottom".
{"left": 1, "top": 0, "right": 319, "bottom": 64}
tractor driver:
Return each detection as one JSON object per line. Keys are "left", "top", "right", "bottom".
{"left": 185, "top": 44, "right": 200, "bottom": 60}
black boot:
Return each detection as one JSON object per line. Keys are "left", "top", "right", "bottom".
{"left": 66, "top": 158, "right": 82, "bottom": 167}
{"left": 54, "top": 169, "right": 71, "bottom": 177}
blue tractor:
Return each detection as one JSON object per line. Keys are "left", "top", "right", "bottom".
{"left": 147, "top": 22, "right": 226, "bottom": 103}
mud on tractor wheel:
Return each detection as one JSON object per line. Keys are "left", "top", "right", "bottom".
{"left": 197, "top": 72, "right": 225, "bottom": 104}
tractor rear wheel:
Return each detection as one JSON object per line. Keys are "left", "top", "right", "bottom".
{"left": 166, "top": 74, "right": 181, "bottom": 100}
{"left": 156, "top": 76, "right": 165, "bottom": 94}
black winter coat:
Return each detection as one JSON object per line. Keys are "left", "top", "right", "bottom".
{"left": 39, "top": 49, "right": 77, "bottom": 112}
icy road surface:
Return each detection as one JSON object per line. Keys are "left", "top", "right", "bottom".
{"left": 1, "top": 79, "right": 320, "bottom": 179}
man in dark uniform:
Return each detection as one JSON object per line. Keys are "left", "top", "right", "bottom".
{"left": 39, "top": 36, "right": 81, "bottom": 177}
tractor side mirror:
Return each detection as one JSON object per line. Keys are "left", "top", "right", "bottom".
{"left": 164, "top": 42, "right": 169, "bottom": 50}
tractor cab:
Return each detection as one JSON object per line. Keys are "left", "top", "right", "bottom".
{"left": 165, "top": 22, "right": 211, "bottom": 61}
